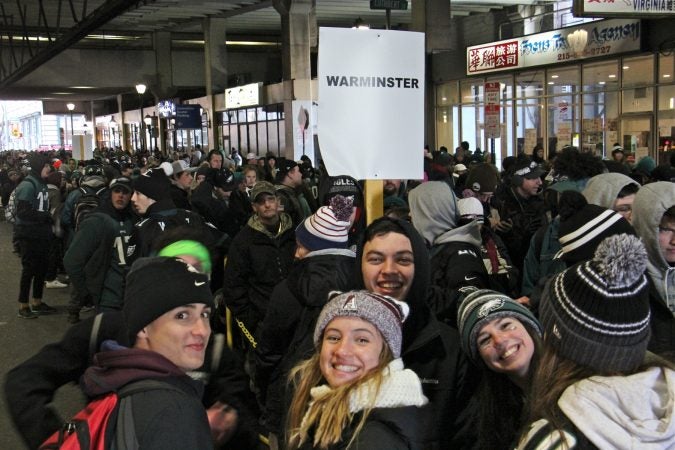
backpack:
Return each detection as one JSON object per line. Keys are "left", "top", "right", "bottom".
{"left": 5, "top": 178, "right": 38, "bottom": 224}
{"left": 74, "top": 187, "right": 106, "bottom": 231}
{"left": 39, "top": 379, "right": 182, "bottom": 450}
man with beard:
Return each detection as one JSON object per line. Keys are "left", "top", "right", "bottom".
{"left": 222, "top": 181, "right": 295, "bottom": 353}
{"left": 63, "top": 177, "right": 136, "bottom": 323}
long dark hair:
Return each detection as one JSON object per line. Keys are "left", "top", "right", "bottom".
{"left": 476, "top": 323, "right": 542, "bottom": 450}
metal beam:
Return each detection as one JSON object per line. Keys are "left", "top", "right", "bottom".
{"left": 0, "top": 0, "right": 152, "bottom": 92}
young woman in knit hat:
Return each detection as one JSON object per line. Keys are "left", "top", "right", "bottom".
{"left": 286, "top": 290, "right": 428, "bottom": 450}
{"left": 517, "top": 234, "right": 675, "bottom": 449}
{"left": 457, "top": 289, "right": 543, "bottom": 449}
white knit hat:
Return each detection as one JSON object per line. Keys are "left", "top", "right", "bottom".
{"left": 295, "top": 195, "right": 353, "bottom": 251}
{"left": 458, "top": 197, "right": 484, "bottom": 221}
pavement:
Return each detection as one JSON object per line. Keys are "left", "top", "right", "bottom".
{"left": 0, "top": 220, "right": 96, "bottom": 449}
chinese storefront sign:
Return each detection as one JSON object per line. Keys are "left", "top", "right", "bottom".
{"left": 574, "top": 0, "right": 675, "bottom": 17}
{"left": 484, "top": 82, "right": 501, "bottom": 139}
{"left": 466, "top": 18, "right": 640, "bottom": 75}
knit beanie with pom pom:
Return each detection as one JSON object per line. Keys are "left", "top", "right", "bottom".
{"left": 295, "top": 195, "right": 354, "bottom": 251}
{"left": 541, "top": 234, "right": 650, "bottom": 373}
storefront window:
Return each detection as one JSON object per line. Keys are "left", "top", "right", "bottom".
{"left": 460, "top": 79, "right": 484, "bottom": 154}
{"left": 622, "top": 55, "right": 654, "bottom": 114}
{"left": 516, "top": 71, "right": 544, "bottom": 155}
{"left": 436, "top": 82, "right": 458, "bottom": 151}
{"left": 582, "top": 61, "right": 619, "bottom": 156}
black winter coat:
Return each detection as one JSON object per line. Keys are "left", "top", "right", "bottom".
{"left": 254, "top": 249, "right": 357, "bottom": 433}
{"left": 297, "top": 406, "right": 427, "bottom": 450}
{"left": 428, "top": 239, "right": 490, "bottom": 326}
{"left": 648, "top": 279, "right": 675, "bottom": 357}
{"left": 222, "top": 214, "right": 296, "bottom": 338}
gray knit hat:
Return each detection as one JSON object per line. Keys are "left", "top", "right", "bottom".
{"left": 457, "top": 289, "right": 542, "bottom": 364}
{"left": 541, "top": 234, "right": 650, "bottom": 373}
{"left": 313, "top": 290, "right": 409, "bottom": 358}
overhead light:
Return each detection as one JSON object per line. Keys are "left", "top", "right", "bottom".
{"left": 551, "top": 75, "right": 559, "bottom": 79}
{"left": 135, "top": 84, "right": 147, "bottom": 95}
{"left": 352, "top": 17, "right": 370, "bottom": 29}
{"left": 623, "top": 65, "right": 630, "bottom": 70}
{"left": 71, "top": 86, "right": 96, "bottom": 89}
{"left": 66, "top": 103, "right": 75, "bottom": 111}
{"left": 664, "top": 74, "right": 672, "bottom": 78}
{"left": 547, "top": 81, "right": 555, "bottom": 85}
{"left": 608, "top": 74, "right": 616, "bottom": 78}
{"left": 442, "top": 97, "right": 447, "bottom": 101}
{"left": 52, "top": 92, "right": 73, "bottom": 95}
{"left": 599, "top": 81, "right": 606, "bottom": 85}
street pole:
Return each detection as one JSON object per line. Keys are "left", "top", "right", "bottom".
{"left": 135, "top": 84, "right": 147, "bottom": 153}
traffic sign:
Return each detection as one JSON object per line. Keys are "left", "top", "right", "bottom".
{"left": 370, "top": 0, "right": 408, "bottom": 10}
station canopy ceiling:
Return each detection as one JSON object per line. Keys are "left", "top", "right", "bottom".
{"left": 0, "top": 0, "right": 549, "bottom": 103}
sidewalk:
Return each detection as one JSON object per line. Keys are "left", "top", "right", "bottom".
{"left": 0, "top": 221, "right": 92, "bottom": 450}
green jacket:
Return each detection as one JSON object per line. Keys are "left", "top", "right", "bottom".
{"left": 63, "top": 211, "right": 134, "bottom": 309}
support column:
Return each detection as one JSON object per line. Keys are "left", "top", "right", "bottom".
{"left": 117, "top": 94, "right": 126, "bottom": 153}
{"left": 154, "top": 31, "right": 172, "bottom": 154}
{"left": 204, "top": 17, "right": 228, "bottom": 151}
{"left": 412, "top": 0, "right": 452, "bottom": 150}
{"left": 274, "top": 0, "right": 316, "bottom": 160}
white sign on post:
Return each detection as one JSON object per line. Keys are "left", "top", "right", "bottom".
{"left": 484, "top": 82, "right": 500, "bottom": 139}
{"left": 318, "top": 27, "right": 425, "bottom": 179}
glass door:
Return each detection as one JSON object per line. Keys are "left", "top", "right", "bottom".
{"left": 621, "top": 114, "right": 653, "bottom": 163}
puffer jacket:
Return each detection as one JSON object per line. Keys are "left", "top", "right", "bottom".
{"left": 254, "top": 249, "right": 357, "bottom": 434}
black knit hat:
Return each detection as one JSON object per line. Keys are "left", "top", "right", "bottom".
{"left": 541, "top": 234, "right": 650, "bottom": 373}
{"left": 124, "top": 257, "right": 213, "bottom": 344}
{"left": 557, "top": 193, "right": 635, "bottom": 265}
{"left": 132, "top": 168, "right": 171, "bottom": 201}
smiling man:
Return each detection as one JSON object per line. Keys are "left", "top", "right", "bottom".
{"left": 80, "top": 257, "right": 214, "bottom": 448}
{"left": 356, "top": 216, "right": 480, "bottom": 449}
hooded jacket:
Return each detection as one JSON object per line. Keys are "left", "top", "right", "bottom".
{"left": 583, "top": 172, "right": 639, "bottom": 210}
{"left": 632, "top": 182, "right": 675, "bottom": 354}
{"left": 82, "top": 345, "right": 212, "bottom": 449}
{"left": 518, "top": 366, "right": 675, "bottom": 449}
{"left": 356, "top": 217, "right": 480, "bottom": 449}
{"left": 254, "top": 248, "right": 357, "bottom": 434}
{"left": 408, "top": 182, "right": 490, "bottom": 324}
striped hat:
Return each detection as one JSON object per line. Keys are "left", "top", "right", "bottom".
{"left": 541, "top": 234, "right": 650, "bottom": 373}
{"left": 295, "top": 195, "right": 353, "bottom": 251}
{"left": 557, "top": 203, "right": 635, "bottom": 265}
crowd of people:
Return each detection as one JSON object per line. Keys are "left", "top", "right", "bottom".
{"left": 2, "top": 142, "right": 674, "bottom": 449}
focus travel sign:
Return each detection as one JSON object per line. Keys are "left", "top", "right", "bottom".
{"left": 466, "top": 18, "right": 640, "bottom": 75}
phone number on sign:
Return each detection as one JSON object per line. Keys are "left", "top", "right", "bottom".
{"left": 557, "top": 46, "right": 611, "bottom": 61}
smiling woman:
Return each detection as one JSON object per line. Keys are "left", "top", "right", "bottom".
{"left": 457, "top": 289, "right": 543, "bottom": 450}
{"left": 286, "top": 290, "right": 428, "bottom": 450}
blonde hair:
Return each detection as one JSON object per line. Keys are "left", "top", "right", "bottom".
{"left": 286, "top": 341, "right": 394, "bottom": 449}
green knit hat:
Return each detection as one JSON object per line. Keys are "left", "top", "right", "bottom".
{"left": 457, "top": 289, "right": 542, "bottom": 364}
